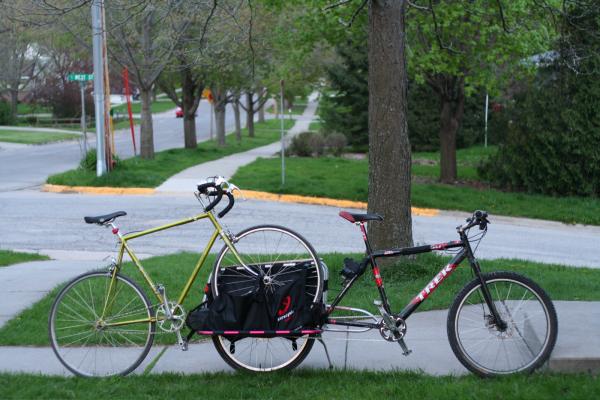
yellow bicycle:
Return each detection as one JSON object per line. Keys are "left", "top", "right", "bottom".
{"left": 48, "top": 177, "right": 325, "bottom": 377}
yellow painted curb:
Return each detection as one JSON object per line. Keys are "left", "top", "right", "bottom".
{"left": 242, "top": 190, "right": 439, "bottom": 217}
{"left": 43, "top": 184, "right": 155, "bottom": 196}
{"left": 42, "top": 184, "right": 439, "bottom": 217}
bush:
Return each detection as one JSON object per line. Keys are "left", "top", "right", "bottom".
{"left": 480, "top": 5, "right": 600, "bottom": 197}
{"left": 408, "top": 83, "right": 484, "bottom": 151}
{"left": 80, "top": 149, "right": 97, "bottom": 171}
{"left": 0, "top": 101, "right": 15, "bottom": 125}
{"left": 80, "top": 149, "right": 120, "bottom": 172}
{"left": 325, "top": 132, "right": 347, "bottom": 156}
{"left": 289, "top": 132, "right": 313, "bottom": 157}
{"left": 309, "top": 133, "right": 326, "bottom": 156}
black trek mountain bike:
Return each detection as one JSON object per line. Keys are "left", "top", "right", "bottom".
{"left": 319, "top": 209, "right": 558, "bottom": 376}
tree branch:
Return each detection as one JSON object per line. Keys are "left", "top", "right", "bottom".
{"left": 429, "top": 0, "right": 461, "bottom": 54}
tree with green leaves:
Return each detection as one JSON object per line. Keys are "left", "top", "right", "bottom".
{"left": 104, "top": 1, "right": 192, "bottom": 159}
{"left": 481, "top": 1, "right": 600, "bottom": 197}
{"left": 407, "top": 0, "right": 551, "bottom": 183}
{"left": 0, "top": 4, "right": 45, "bottom": 122}
{"left": 158, "top": 2, "right": 219, "bottom": 149}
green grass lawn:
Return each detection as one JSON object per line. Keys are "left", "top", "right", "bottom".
{"left": 231, "top": 148, "right": 600, "bottom": 225}
{"left": 16, "top": 103, "right": 51, "bottom": 115}
{"left": 0, "top": 250, "right": 49, "bottom": 267}
{"left": 0, "top": 371, "right": 598, "bottom": 399}
{"left": 0, "top": 251, "right": 597, "bottom": 346}
{"left": 112, "top": 100, "right": 177, "bottom": 115}
{"left": 308, "top": 120, "right": 322, "bottom": 132}
{"left": 47, "top": 119, "right": 294, "bottom": 188}
{"left": 289, "top": 102, "right": 307, "bottom": 115}
{"left": 113, "top": 118, "right": 141, "bottom": 130}
{"left": 0, "top": 129, "right": 80, "bottom": 144}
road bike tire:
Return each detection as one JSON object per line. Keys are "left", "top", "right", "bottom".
{"left": 447, "top": 271, "right": 557, "bottom": 377}
{"left": 48, "top": 271, "right": 155, "bottom": 377}
{"left": 210, "top": 225, "right": 323, "bottom": 372}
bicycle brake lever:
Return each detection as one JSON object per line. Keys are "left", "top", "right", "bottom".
{"left": 228, "top": 183, "right": 246, "bottom": 200}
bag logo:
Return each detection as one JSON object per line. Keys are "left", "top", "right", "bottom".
{"left": 277, "top": 295, "right": 294, "bottom": 322}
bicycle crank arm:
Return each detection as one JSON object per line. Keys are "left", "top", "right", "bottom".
{"left": 397, "top": 338, "right": 412, "bottom": 356}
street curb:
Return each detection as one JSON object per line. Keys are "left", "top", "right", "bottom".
{"left": 43, "top": 184, "right": 154, "bottom": 195}
{"left": 241, "top": 190, "right": 440, "bottom": 217}
{"left": 42, "top": 184, "right": 440, "bottom": 217}
{"left": 549, "top": 358, "right": 600, "bottom": 374}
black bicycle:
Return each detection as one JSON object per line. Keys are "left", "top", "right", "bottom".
{"left": 193, "top": 209, "right": 558, "bottom": 376}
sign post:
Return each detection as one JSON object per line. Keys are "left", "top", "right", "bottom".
{"left": 484, "top": 93, "right": 489, "bottom": 148}
{"left": 80, "top": 82, "right": 87, "bottom": 155}
{"left": 122, "top": 68, "right": 137, "bottom": 155}
{"left": 67, "top": 74, "right": 94, "bottom": 157}
{"left": 280, "top": 79, "right": 285, "bottom": 186}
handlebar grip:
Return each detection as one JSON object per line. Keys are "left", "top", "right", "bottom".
{"left": 218, "top": 192, "right": 235, "bottom": 218}
{"left": 198, "top": 182, "right": 223, "bottom": 212}
{"left": 197, "top": 182, "right": 217, "bottom": 194}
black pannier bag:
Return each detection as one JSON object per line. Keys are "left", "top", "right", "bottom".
{"left": 186, "top": 260, "right": 318, "bottom": 332}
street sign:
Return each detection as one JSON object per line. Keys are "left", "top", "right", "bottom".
{"left": 67, "top": 73, "right": 94, "bottom": 82}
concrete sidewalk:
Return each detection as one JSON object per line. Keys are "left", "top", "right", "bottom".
{"left": 0, "top": 301, "right": 597, "bottom": 376}
{"left": 156, "top": 94, "right": 319, "bottom": 193}
{"left": 0, "top": 260, "right": 99, "bottom": 327}
{"left": 0, "top": 126, "right": 83, "bottom": 135}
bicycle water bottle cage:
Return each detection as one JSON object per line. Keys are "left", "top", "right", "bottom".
{"left": 341, "top": 258, "right": 367, "bottom": 280}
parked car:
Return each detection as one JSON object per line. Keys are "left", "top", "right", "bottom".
{"left": 175, "top": 107, "right": 197, "bottom": 118}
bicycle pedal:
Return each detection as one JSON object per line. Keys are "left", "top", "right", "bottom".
{"left": 397, "top": 338, "right": 412, "bottom": 356}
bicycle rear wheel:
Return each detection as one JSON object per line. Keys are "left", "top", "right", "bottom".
{"left": 48, "top": 271, "right": 155, "bottom": 377}
{"left": 210, "top": 225, "right": 323, "bottom": 371}
{"left": 447, "top": 271, "right": 557, "bottom": 377}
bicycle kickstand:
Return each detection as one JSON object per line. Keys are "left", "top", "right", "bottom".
{"left": 316, "top": 336, "right": 334, "bottom": 369}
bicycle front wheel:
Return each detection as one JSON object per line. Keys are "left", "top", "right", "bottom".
{"left": 447, "top": 271, "right": 557, "bottom": 377}
{"left": 49, "top": 271, "right": 155, "bottom": 377}
{"left": 210, "top": 225, "right": 323, "bottom": 371}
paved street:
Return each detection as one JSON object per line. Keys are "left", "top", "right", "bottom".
{"left": 1, "top": 190, "right": 600, "bottom": 269}
{"left": 0, "top": 101, "right": 244, "bottom": 192}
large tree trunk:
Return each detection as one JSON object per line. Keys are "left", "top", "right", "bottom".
{"left": 183, "top": 114, "right": 197, "bottom": 148}
{"left": 214, "top": 102, "right": 226, "bottom": 147}
{"left": 233, "top": 96, "right": 242, "bottom": 142}
{"left": 139, "top": 87, "right": 155, "bottom": 159}
{"left": 246, "top": 92, "right": 255, "bottom": 138}
{"left": 367, "top": 0, "right": 413, "bottom": 253}
{"left": 438, "top": 82, "right": 465, "bottom": 184}
{"left": 181, "top": 68, "right": 198, "bottom": 149}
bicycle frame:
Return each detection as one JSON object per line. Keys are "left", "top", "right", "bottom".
{"left": 325, "top": 222, "right": 505, "bottom": 330}
{"left": 100, "top": 211, "right": 244, "bottom": 327}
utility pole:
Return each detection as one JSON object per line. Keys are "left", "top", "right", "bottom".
{"left": 484, "top": 93, "right": 489, "bottom": 148}
{"left": 92, "top": 0, "right": 107, "bottom": 176}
